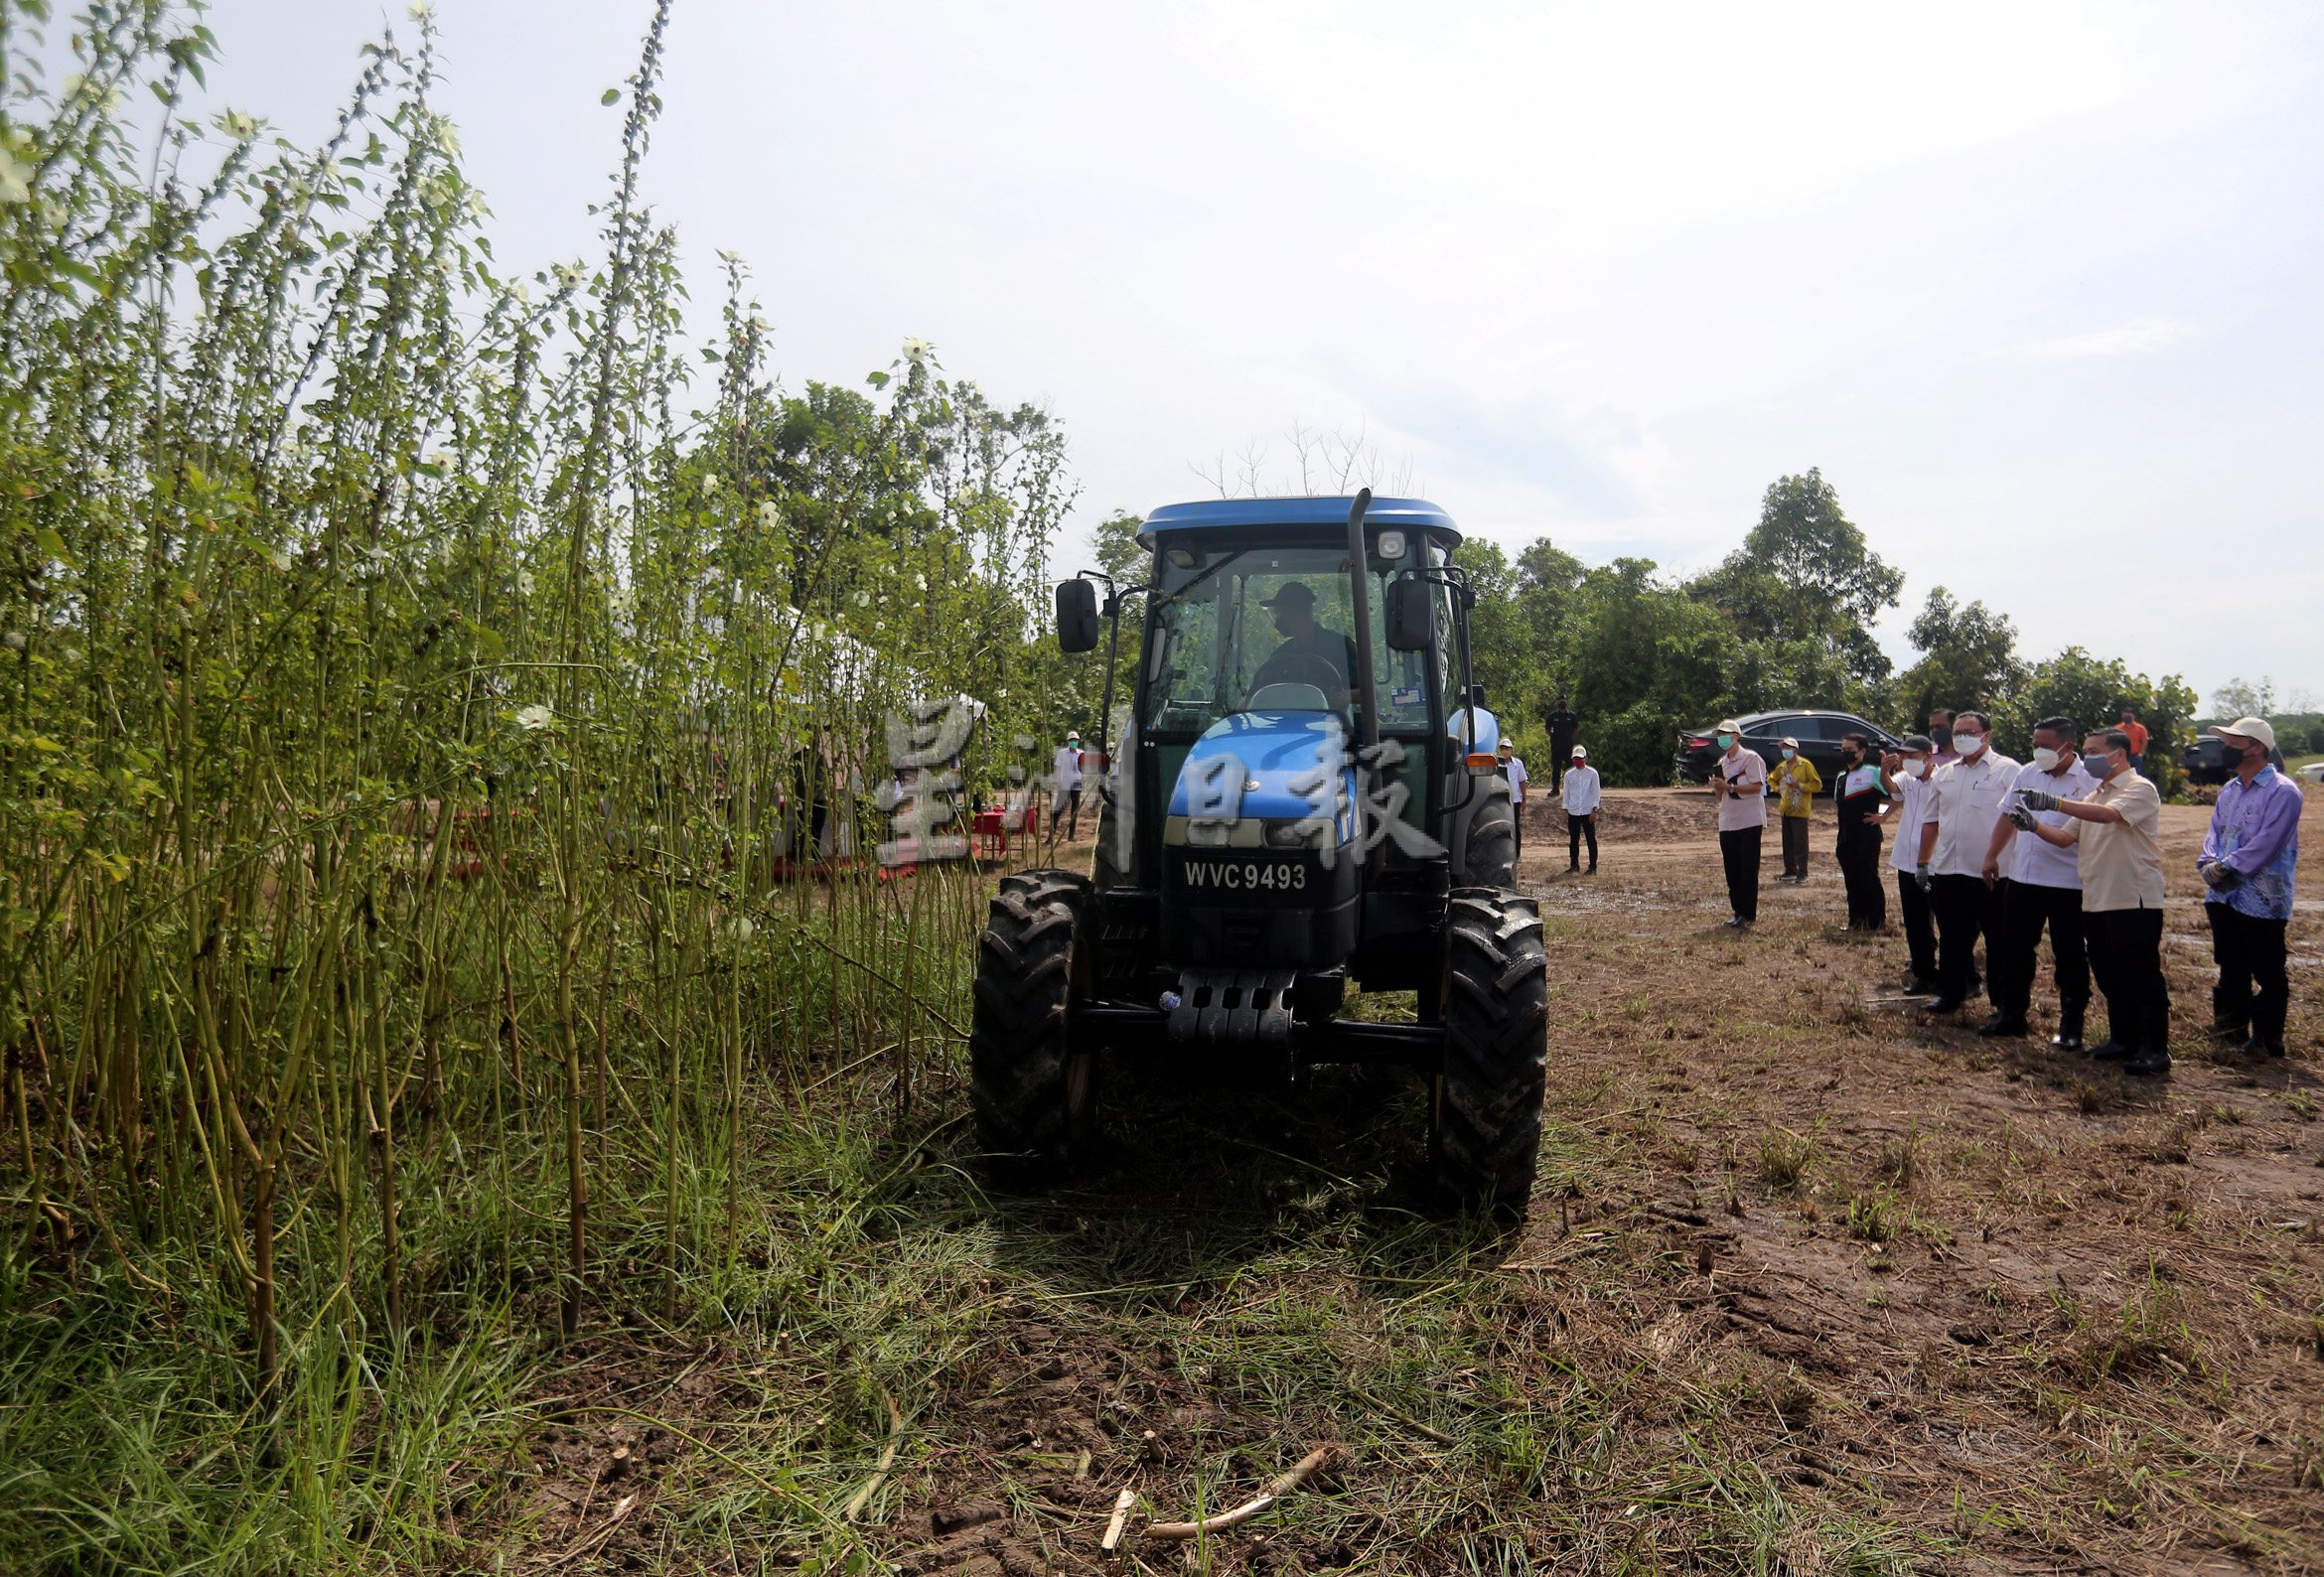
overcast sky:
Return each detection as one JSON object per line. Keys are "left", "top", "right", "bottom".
{"left": 184, "top": 1, "right": 2322, "bottom": 711}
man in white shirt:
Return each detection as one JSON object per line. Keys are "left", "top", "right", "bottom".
{"left": 1977, "top": 716, "right": 2098, "bottom": 1048}
{"left": 1497, "top": 740, "right": 1529, "bottom": 861}
{"left": 1915, "top": 710, "right": 2020, "bottom": 1012}
{"left": 1562, "top": 744, "right": 1601, "bottom": 873}
{"left": 1053, "top": 732, "right": 1086, "bottom": 837}
{"left": 1884, "top": 734, "right": 1941, "bottom": 993}
{"left": 1710, "top": 719, "right": 1767, "bottom": 927}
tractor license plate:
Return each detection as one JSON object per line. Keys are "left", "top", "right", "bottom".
{"left": 1179, "top": 858, "right": 1309, "bottom": 895}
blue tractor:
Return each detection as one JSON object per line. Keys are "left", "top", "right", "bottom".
{"left": 969, "top": 493, "right": 1546, "bottom": 1210}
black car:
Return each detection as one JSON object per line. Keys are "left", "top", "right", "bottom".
{"left": 2181, "top": 735, "right": 2284, "bottom": 786}
{"left": 1673, "top": 710, "right": 1903, "bottom": 787}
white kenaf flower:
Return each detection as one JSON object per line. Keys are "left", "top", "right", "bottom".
{"left": 514, "top": 702, "right": 553, "bottom": 732}
{"left": 407, "top": 1, "right": 433, "bottom": 21}
{"left": 0, "top": 150, "right": 28, "bottom": 207}
{"left": 727, "top": 916, "right": 755, "bottom": 943}
{"left": 902, "top": 337, "right": 931, "bottom": 363}
{"left": 516, "top": 569, "right": 535, "bottom": 596}
{"left": 757, "top": 501, "right": 781, "bottom": 529}
{"left": 219, "top": 111, "right": 257, "bottom": 141}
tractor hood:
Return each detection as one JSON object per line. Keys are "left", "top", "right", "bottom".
{"left": 1162, "top": 709, "right": 1356, "bottom": 848}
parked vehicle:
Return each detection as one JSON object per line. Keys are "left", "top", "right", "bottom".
{"left": 2182, "top": 735, "right": 2286, "bottom": 786}
{"left": 1673, "top": 710, "right": 1903, "bottom": 786}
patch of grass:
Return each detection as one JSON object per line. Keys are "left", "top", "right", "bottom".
{"left": 1759, "top": 1125, "right": 1819, "bottom": 1192}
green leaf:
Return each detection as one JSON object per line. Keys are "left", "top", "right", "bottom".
{"left": 34, "top": 526, "right": 72, "bottom": 566}
{"left": 602, "top": 87, "right": 620, "bottom": 105}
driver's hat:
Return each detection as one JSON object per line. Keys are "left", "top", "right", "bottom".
{"left": 1259, "top": 581, "right": 1317, "bottom": 610}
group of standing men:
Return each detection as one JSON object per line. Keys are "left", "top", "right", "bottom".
{"left": 1710, "top": 707, "right": 2302, "bottom": 1075}
{"left": 1498, "top": 693, "right": 1601, "bottom": 873}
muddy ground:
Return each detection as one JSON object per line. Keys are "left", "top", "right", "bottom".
{"left": 487, "top": 786, "right": 2323, "bottom": 1576}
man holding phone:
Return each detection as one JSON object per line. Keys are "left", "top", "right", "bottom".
{"left": 1711, "top": 719, "right": 1768, "bottom": 928}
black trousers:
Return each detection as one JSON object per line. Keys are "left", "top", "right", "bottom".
{"left": 2086, "top": 907, "right": 2169, "bottom": 1047}
{"left": 1512, "top": 800, "right": 1524, "bottom": 859}
{"left": 1837, "top": 829, "right": 1885, "bottom": 929}
{"left": 1991, "top": 882, "right": 2087, "bottom": 1018}
{"left": 1549, "top": 742, "right": 1574, "bottom": 792}
{"left": 1931, "top": 873, "right": 2002, "bottom": 998}
{"left": 1568, "top": 812, "right": 1598, "bottom": 869}
{"left": 1780, "top": 816, "right": 1811, "bottom": 877}
{"left": 1719, "top": 825, "right": 1763, "bottom": 921}
{"left": 1056, "top": 786, "right": 1081, "bottom": 836}
{"left": 2208, "top": 902, "right": 2289, "bottom": 1042}
{"left": 1896, "top": 869, "right": 1938, "bottom": 982}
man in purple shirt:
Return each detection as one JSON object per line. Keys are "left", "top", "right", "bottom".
{"left": 2196, "top": 717, "right": 2303, "bottom": 1058}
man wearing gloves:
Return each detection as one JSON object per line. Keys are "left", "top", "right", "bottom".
{"left": 1917, "top": 711, "right": 2020, "bottom": 1013}
{"left": 1886, "top": 735, "right": 1942, "bottom": 993}
{"left": 1711, "top": 720, "right": 1767, "bottom": 927}
{"left": 1771, "top": 737, "right": 1822, "bottom": 883}
{"left": 1978, "top": 718, "right": 2097, "bottom": 1047}
{"left": 1563, "top": 743, "right": 1601, "bottom": 874}
{"left": 2196, "top": 718, "right": 2302, "bottom": 1058}
{"left": 2015, "top": 727, "right": 2170, "bottom": 1075}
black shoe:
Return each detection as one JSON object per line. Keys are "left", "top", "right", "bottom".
{"left": 1587, "top": 864, "right": 1597, "bottom": 874}
{"left": 1567, "top": 863, "right": 1580, "bottom": 873}
{"left": 2237, "top": 1036, "right": 2287, "bottom": 1059}
{"left": 2123, "top": 1042, "right": 2171, "bottom": 1076}
{"left": 1976, "top": 1014, "right": 2028, "bottom": 1038}
{"left": 1905, "top": 975, "right": 1942, "bottom": 996}
{"left": 2051, "top": 999, "right": 2087, "bottom": 1054}
{"left": 2088, "top": 1038, "right": 2131, "bottom": 1062}
{"left": 1926, "top": 994, "right": 1964, "bottom": 1014}
{"left": 2209, "top": 1015, "right": 2251, "bottom": 1043}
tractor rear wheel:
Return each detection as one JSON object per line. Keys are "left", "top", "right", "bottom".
{"left": 1431, "top": 888, "right": 1546, "bottom": 1212}
{"left": 970, "top": 869, "right": 1097, "bottom": 1182}
{"left": 1460, "top": 779, "right": 1518, "bottom": 890}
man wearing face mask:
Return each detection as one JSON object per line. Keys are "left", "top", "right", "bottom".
{"left": 2016, "top": 728, "right": 2169, "bottom": 1075}
{"left": 1771, "top": 736, "right": 1822, "bottom": 883}
{"left": 1918, "top": 710, "right": 2020, "bottom": 1014}
{"left": 1833, "top": 732, "right": 1889, "bottom": 931}
{"left": 1927, "top": 708, "right": 1960, "bottom": 767}
{"left": 1978, "top": 718, "right": 2097, "bottom": 1047}
{"left": 1886, "top": 735, "right": 1941, "bottom": 992}
{"left": 2196, "top": 718, "right": 2302, "bottom": 1058}
{"left": 1710, "top": 719, "right": 1768, "bottom": 928}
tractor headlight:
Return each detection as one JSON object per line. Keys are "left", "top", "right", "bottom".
{"left": 1262, "top": 818, "right": 1323, "bottom": 850}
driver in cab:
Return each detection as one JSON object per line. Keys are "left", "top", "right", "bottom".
{"left": 1255, "top": 580, "right": 1360, "bottom": 711}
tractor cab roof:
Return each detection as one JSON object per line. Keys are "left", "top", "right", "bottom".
{"left": 1137, "top": 496, "right": 1460, "bottom": 549}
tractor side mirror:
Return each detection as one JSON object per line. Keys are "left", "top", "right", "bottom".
{"left": 1055, "top": 578, "right": 1100, "bottom": 653}
{"left": 1384, "top": 577, "right": 1432, "bottom": 651}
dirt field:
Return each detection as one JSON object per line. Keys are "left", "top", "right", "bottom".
{"left": 492, "top": 786, "right": 2323, "bottom": 1575}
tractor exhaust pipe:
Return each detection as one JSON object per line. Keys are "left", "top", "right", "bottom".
{"left": 1344, "top": 488, "right": 1380, "bottom": 760}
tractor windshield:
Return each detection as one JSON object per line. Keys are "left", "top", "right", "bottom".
{"left": 1141, "top": 542, "right": 1440, "bottom": 739}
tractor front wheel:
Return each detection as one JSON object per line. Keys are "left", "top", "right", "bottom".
{"left": 1459, "top": 779, "right": 1518, "bottom": 890}
{"left": 970, "top": 869, "right": 1097, "bottom": 1182}
{"left": 1431, "top": 888, "right": 1547, "bottom": 1212}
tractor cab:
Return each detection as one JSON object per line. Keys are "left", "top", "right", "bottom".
{"left": 970, "top": 494, "right": 1546, "bottom": 1211}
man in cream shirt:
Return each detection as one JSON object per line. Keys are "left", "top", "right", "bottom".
{"left": 1916, "top": 710, "right": 2020, "bottom": 1014}
{"left": 2017, "top": 727, "right": 2170, "bottom": 1075}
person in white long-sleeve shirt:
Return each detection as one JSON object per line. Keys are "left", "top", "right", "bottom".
{"left": 1915, "top": 710, "right": 2020, "bottom": 1012}
{"left": 1052, "top": 732, "right": 1086, "bottom": 837}
{"left": 1884, "top": 734, "right": 1941, "bottom": 993}
{"left": 1562, "top": 744, "right": 1601, "bottom": 873}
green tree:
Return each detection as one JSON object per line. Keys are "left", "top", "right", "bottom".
{"left": 1894, "top": 586, "right": 2024, "bottom": 730}
{"left": 1998, "top": 649, "right": 2199, "bottom": 798}
{"left": 1562, "top": 558, "right": 1734, "bottom": 786}
{"left": 1691, "top": 468, "right": 1901, "bottom": 689}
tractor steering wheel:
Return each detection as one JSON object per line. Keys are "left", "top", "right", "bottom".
{"left": 1248, "top": 648, "right": 1348, "bottom": 706}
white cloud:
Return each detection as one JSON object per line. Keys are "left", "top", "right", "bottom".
{"left": 1988, "top": 317, "right": 2204, "bottom": 361}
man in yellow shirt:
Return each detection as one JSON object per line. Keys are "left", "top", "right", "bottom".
{"left": 1771, "top": 736, "right": 1822, "bottom": 884}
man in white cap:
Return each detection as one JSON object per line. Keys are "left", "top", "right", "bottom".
{"left": 1563, "top": 742, "right": 1600, "bottom": 873}
{"left": 1053, "top": 730, "right": 1086, "bottom": 837}
{"left": 2196, "top": 717, "right": 2301, "bottom": 1058}
{"left": 1710, "top": 720, "right": 1766, "bottom": 927}
{"left": 1769, "top": 735, "right": 1821, "bottom": 884}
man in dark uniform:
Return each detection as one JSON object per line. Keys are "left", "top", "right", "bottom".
{"left": 1544, "top": 695, "right": 1579, "bottom": 795}
{"left": 1253, "top": 581, "right": 1360, "bottom": 709}
{"left": 1833, "top": 731, "right": 1889, "bottom": 931}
